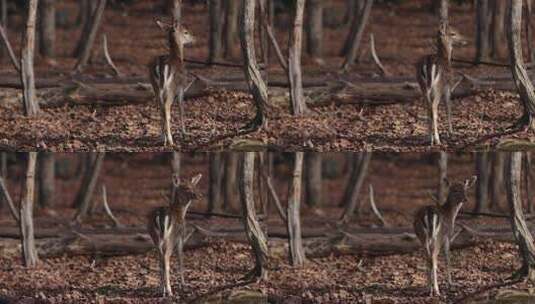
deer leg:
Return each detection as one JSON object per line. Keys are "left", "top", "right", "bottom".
{"left": 158, "top": 250, "right": 166, "bottom": 296}
{"left": 426, "top": 100, "right": 435, "bottom": 145}
{"left": 164, "top": 98, "right": 174, "bottom": 146}
{"left": 444, "top": 238, "right": 453, "bottom": 286}
{"left": 159, "top": 106, "right": 168, "bottom": 145}
{"left": 177, "top": 236, "right": 185, "bottom": 286}
{"left": 431, "top": 246, "right": 441, "bottom": 296}
{"left": 162, "top": 241, "right": 174, "bottom": 297}
{"left": 178, "top": 87, "right": 186, "bottom": 137}
{"left": 431, "top": 96, "right": 441, "bottom": 145}
{"left": 444, "top": 84, "right": 453, "bottom": 134}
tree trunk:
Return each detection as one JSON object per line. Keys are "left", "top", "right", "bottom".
{"left": 223, "top": 152, "right": 239, "bottom": 212}
{"left": 239, "top": 152, "right": 269, "bottom": 280}
{"left": 208, "top": 0, "right": 224, "bottom": 63}
{"left": 506, "top": 151, "right": 535, "bottom": 281}
{"left": 342, "top": 0, "right": 374, "bottom": 71}
{"left": 305, "top": 153, "right": 322, "bottom": 208}
{"left": 74, "top": 0, "right": 96, "bottom": 52}
{"left": 474, "top": 152, "right": 491, "bottom": 213}
{"left": 438, "top": 152, "right": 448, "bottom": 205}
{"left": 0, "top": 0, "right": 7, "bottom": 60}
{"left": 525, "top": 1, "right": 535, "bottom": 63}
{"left": 0, "top": 152, "right": 6, "bottom": 209}
{"left": 287, "top": 152, "right": 306, "bottom": 266}
{"left": 490, "top": 0, "right": 507, "bottom": 59}
{"left": 524, "top": 152, "right": 533, "bottom": 213}
{"left": 339, "top": 154, "right": 362, "bottom": 207}
{"left": 288, "top": 0, "right": 308, "bottom": 115}
{"left": 490, "top": 152, "right": 505, "bottom": 211}
{"left": 224, "top": 0, "right": 240, "bottom": 59}
{"left": 240, "top": 0, "right": 269, "bottom": 129}
{"left": 340, "top": 152, "right": 372, "bottom": 224}
{"left": 341, "top": 1, "right": 365, "bottom": 55}
{"left": 20, "top": 152, "right": 39, "bottom": 267}
{"left": 38, "top": 152, "right": 55, "bottom": 208}
{"left": 73, "top": 0, "right": 107, "bottom": 73}
{"left": 476, "top": 0, "right": 491, "bottom": 63}
{"left": 208, "top": 153, "right": 223, "bottom": 214}
{"left": 73, "top": 153, "right": 106, "bottom": 223}
{"left": 39, "top": 0, "right": 55, "bottom": 58}
{"left": 507, "top": 0, "right": 535, "bottom": 130}
{"left": 306, "top": 0, "right": 323, "bottom": 62}
{"left": 21, "top": 0, "right": 40, "bottom": 116}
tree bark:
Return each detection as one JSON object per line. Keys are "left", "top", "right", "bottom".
{"left": 287, "top": 152, "right": 306, "bottom": 266}
{"left": 223, "top": 152, "right": 239, "bottom": 212}
{"left": 490, "top": 0, "right": 507, "bottom": 59}
{"left": 506, "top": 151, "right": 535, "bottom": 281}
{"left": 21, "top": 0, "right": 40, "bottom": 116}
{"left": 342, "top": 0, "right": 374, "bottom": 71}
{"left": 20, "top": 152, "right": 39, "bottom": 267}
{"left": 476, "top": 0, "right": 491, "bottom": 63}
{"left": 38, "top": 152, "right": 55, "bottom": 208}
{"left": 208, "top": 0, "right": 224, "bottom": 64}
{"left": 340, "top": 152, "right": 372, "bottom": 224}
{"left": 474, "top": 152, "right": 491, "bottom": 213}
{"left": 305, "top": 153, "right": 322, "bottom": 208}
{"left": 240, "top": 0, "right": 269, "bottom": 129}
{"left": 39, "top": 0, "right": 55, "bottom": 58}
{"left": 208, "top": 153, "right": 223, "bottom": 214}
{"left": 490, "top": 152, "right": 505, "bottom": 211}
{"left": 239, "top": 152, "right": 269, "bottom": 280}
{"left": 73, "top": 153, "right": 106, "bottom": 224}
{"left": 306, "top": 0, "right": 323, "bottom": 62}
{"left": 507, "top": 0, "right": 535, "bottom": 130}
{"left": 288, "top": 0, "right": 308, "bottom": 115}
{"left": 0, "top": 0, "right": 7, "bottom": 60}
{"left": 0, "top": 152, "right": 6, "bottom": 210}
{"left": 438, "top": 152, "right": 448, "bottom": 205}
{"left": 73, "top": 0, "right": 107, "bottom": 73}
{"left": 224, "top": 0, "right": 240, "bottom": 59}
{"left": 524, "top": 152, "right": 533, "bottom": 213}
{"left": 341, "top": 1, "right": 365, "bottom": 55}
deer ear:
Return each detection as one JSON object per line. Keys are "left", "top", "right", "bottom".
{"left": 155, "top": 19, "right": 171, "bottom": 31}
{"left": 465, "top": 176, "right": 477, "bottom": 188}
{"left": 191, "top": 173, "right": 202, "bottom": 186}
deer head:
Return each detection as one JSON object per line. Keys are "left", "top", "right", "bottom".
{"left": 443, "top": 175, "right": 477, "bottom": 210}
{"left": 437, "top": 27, "right": 468, "bottom": 63}
{"left": 172, "top": 173, "right": 202, "bottom": 209}
{"left": 156, "top": 19, "right": 196, "bottom": 46}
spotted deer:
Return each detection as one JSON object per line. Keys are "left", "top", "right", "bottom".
{"left": 416, "top": 27, "right": 467, "bottom": 145}
{"left": 149, "top": 20, "right": 196, "bottom": 146}
{"left": 148, "top": 173, "right": 202, "bottom": 297}
{"left": 413, "top": 176, "right": 476, "bottom": 296}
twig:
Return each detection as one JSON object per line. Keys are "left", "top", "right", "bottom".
{"left": 369, "top": 184, "right": 388, "bottom": 227}
{"left": 102, "top": 34, "right": 121, "bottom": 77}
{"left": 260, "top": 171, "right": 288, "bottom": 222}
{"left": 0, "top": 176, "right": 19, "bottom": 222}
{"left": 100, "top": 185, "right": 122, "bottom": 228}
{"left": 0, "top": 24, "right": 20, "bottom": 72}
{"left": 369, "top": 33, "right": 388, "bottom": 77}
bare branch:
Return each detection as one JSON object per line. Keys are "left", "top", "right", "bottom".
{"left": 0, "top": 23, "right": 20, "bottom": 72}
{"left": 0, "top": 176, "right": 19, "bottom": 222}
{"left": 101, "top": 185, "right": 122, "bottom": 228}
{"left": 102, "top": 34, "right": 121, "bottom": 77}
{"left": 368, "top": 184, "right": 388, "bottom": 227}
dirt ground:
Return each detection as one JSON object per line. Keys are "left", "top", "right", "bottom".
{"left": 0, "top": 153, "right": 533, "bottom": 303}
{"left": 0, "top": 0, "right": 533, "bottom": 152}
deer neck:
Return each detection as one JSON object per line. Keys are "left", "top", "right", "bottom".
{"left": 168, "top": 34, "right": 185, "bottom": 67}
{"left": 440, "top": 199, "right": 463, "bottom": 232}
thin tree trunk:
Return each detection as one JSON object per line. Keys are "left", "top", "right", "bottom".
{"left": 342, "top": 0, "right": 374, "bottom": 71}
{"left": 475, "top": 152, "right": 491, "bottom": 213}
{"left": 74, "top": 0, "right": 96, "bottom": 52}
{"left": 73, "top": 153, "right": 105, "bottom": 224}
{"left": 339, "top": 154, "right": 363, "bottom": 207}
{"left": 239, "top": 152, "right": 268, "bottom": 280}
{"left": 490, "top": 0, "right": 507, "bottom": 60}
{"left": 39, "top": 0, "right": 55, "bottom": 58}
{"left": 38, "top": 153, "right": 55, "bottom": 208}
{"left": 526, "top": 1, "right": 535, "bottom": 63}
{"left": 224, "top": 0, "right": 240, "bottom": 59}
{"left": 0, "top": 0, "right": 7, "bottom": 60}
{"left": 0, "top": 152, "right": 6, "bottom": 210}
{"left": 306, "top": 0, "right": 323, "bottom": 62}
{"left": 208, "top": 153, "right": 223, "bottom": 214}
{"left": 208, "top": 0, "right": 224, "bottom": 64}
{"left": 341, "top": 1, "right": 365, "bottom": 55}
{"left": 507, "top": 0, "right": 535, "bottom": 130}
{"left": 240, "top": 0, "right": 269, "bottom": 129}
{"left": 20, "top": 152, "right": 38, "bottom": 267}
{"left": 490, "top": 152, "right": 505, "bottom": 211}
{"left": 438, "top": 152, "right": 448, "bottom": 205}
{"left": 287, "top": 152, "right": 306, "bottom": 266}
{"left": 524, "top": 152, "right": 533, "bottom": 213}
{"left": 288, "top": 0, "right": 308, "bottom": 115}
{"left": 73, "top": 0, "right": 107, "bottom": 73}
{"left": 21, "top": 0, "right": 40, "bottom": 116}
{"left": 223, "top": 153, "right": 239, "bottom": 212}
{"left": 476, "top": 0, "right": 491, "bottom": 63}
{"left": 305, "top": 153, "right": 322, "bottom": 208}
{"left": 506, "top": 151, "right": 535, "bottom": 281}
{"left": 340, "top": 152, "right": 372, "bottom": 224}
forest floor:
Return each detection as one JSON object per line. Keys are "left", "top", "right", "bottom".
{"left": 0, "top": 154, "right": 535, "bottom": 303}
{"left": 1, "top": 0, "right": 534, "bottom": 152}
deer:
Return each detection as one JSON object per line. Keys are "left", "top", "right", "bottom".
{"left": 147, "top": 173, "right": 202, "bottom": 297}
{"left": 149, "top": 19, "right": 196, "bottom": 146}
{"left": 413, "top": 176, "right": 476, "bottom": 296}
{"left": 416, "top": 26, "right": 468, "bottom": 146}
